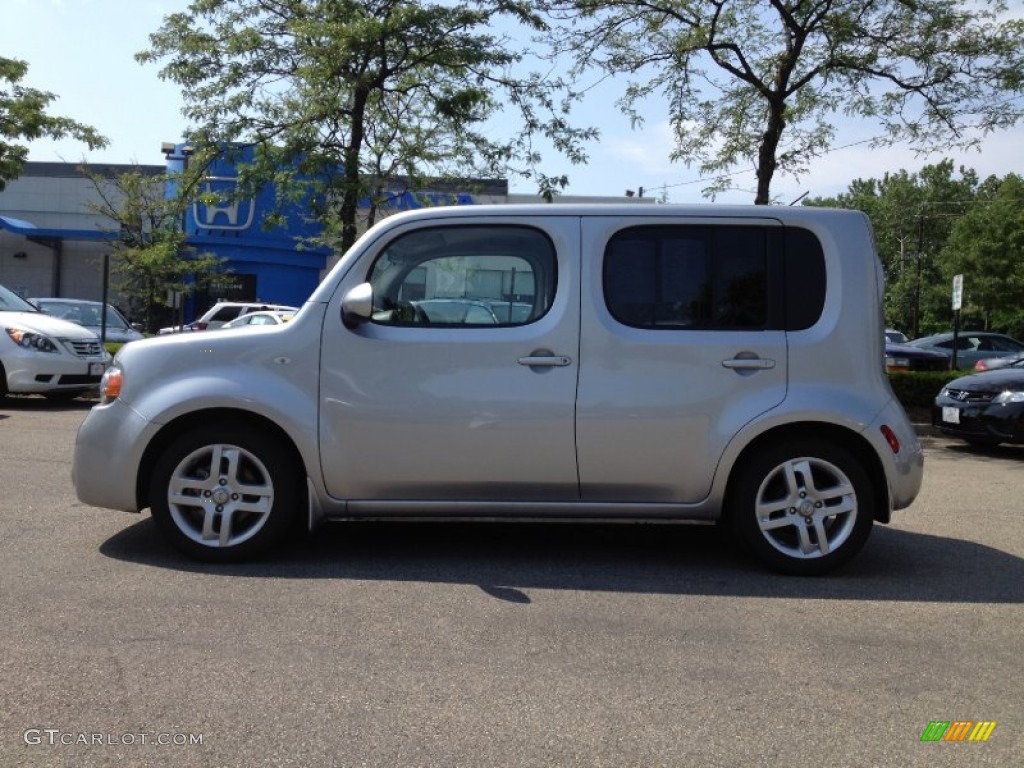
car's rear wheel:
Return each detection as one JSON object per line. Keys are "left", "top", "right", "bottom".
{"left": 728, "top": 439, "right": 874, "bottom": 576}
{"left": 149, "top": 423, "right": 303, "bottom": 562}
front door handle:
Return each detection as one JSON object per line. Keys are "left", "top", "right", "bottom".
{"left": 518, "top": 354, "right": 572, "bottom": 367}
{"left": 722, "top": 357, "right": 776, "bottom": 370}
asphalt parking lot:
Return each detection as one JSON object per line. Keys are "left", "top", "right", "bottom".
{"left": 1, "top": 396, "right": 1021, "bottom": 768}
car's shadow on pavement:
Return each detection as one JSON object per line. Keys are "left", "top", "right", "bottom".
{"left": 100, "top": 517, "right": 1024, "bottom": 604}
{"left": 921, "top": 434, "right": 1024, "bottom": 461}
{"left": 0, "top": 394, "right": 97, "bottom": 412}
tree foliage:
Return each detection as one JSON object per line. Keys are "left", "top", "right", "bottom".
{"left": 0, "top": 57, "right": 107, "bottom": 191}
{"left": 137, "top": 0, "right": 595, "bottom": 252}
{"left": 941, "top": 174, "right": 1024, "bottom": 335}
{"left": 81, "top": 165, "right": 225, "bottom": 333}
{"left": 537, "top": 0, "right": 1024, "bottom": 204}
{"left": 806, "top": 160, "right": 1024, "bottom": 339}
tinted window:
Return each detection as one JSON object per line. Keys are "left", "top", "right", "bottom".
{"left": 782, "top": 227, "right": 826, "bottom": 331}
{"left": 212, "top": 306, "right": 244, "bottom": 322}
{"left": 604, "top": 226, "right": 768, "bottom": 330}
{"left": 368, "top": 226, "right": 556, "bottom": 327}
{"left": 990, "top": 336, "right": 1024, "bottom": 352}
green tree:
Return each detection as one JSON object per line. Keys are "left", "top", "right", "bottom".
{"left": 0, "top": 57, "right": 107, "bottom": 190}
{"left": 82, "top": 165, "right": 226, "bottom": 333}
{"left": 939, "top": 174, "right": 1024, "bottom": 337}
{"left": 137, "top": 0, "right": 594, "bottom": 252}
{"left": 806, "top": 160, "right": 979, "bottom": 337}
{"left": 537, "top": 0, "right": 1023, "bottom": 204}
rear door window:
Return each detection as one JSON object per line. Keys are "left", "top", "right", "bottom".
{"left": 604, "top": 226, "right": 769, "bottom": 330}
{"left": 602, "top": 223, "right": 825, "bottom": 331}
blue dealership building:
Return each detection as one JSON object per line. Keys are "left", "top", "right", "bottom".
{"left": 1, "top": 144, "right": 630, "bottom": 326}
{"left": 1, "top": 144, "right": 508, "bottom": 325}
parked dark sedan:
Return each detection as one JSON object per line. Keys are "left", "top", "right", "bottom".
{"left": 932, "top": 360, "right": 1024, "bottom": 446}
{"left": 885, "top": 342, "right": 949, "bottom": 373}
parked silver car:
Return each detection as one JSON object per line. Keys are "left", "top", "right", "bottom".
{"left": 73, "top": 205, "right": 923, "bottom": 575}
{"left": 31, "top": 297, "right": 144, "bottom": 344}
{"left": 907, "top": 331, "right": 1024, "bottom": 370}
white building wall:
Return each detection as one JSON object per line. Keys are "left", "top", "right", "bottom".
{"left": 0, "top": 165, "right": 143, "bottom": 302}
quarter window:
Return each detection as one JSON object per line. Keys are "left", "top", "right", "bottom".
{"left": 368, "top": 225, "right": 556, "bottom": 327}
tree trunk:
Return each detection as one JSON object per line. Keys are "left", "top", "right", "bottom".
{"left": 755, "top": 100, "right": 786, "bottom": 205}
{"left": 339, "top": 87, "right": 370, "bottom": 253}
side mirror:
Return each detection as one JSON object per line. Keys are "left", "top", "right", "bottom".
{"left": 341, "top": 282, "right": 373, "bottom": 328}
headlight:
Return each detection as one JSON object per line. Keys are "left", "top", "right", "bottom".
{"left": 4, "top": 327, "right": 59, "bottom": 353}
{"left": 99, "top": 366, "right": 123, "bottom": 404}
{"left": 994, "top": 390, "right": 1024, "bottom": 404}
{"left": 885, "top": 357, "right": 909, "bottom": 371}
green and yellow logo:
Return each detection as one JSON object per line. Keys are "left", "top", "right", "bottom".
{"left": 920, "top": 721, "right": 996, "bottom": 742}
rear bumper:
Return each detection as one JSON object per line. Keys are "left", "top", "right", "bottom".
{"left": 869, "top": 400, "right": 924, "bottom": 513}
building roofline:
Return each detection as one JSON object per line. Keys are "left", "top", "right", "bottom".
{"left": 0, "top": 214, "right": 111, "bottom": 242}
{"left": 22, "top": 161, "right": 166, "bottom": 179}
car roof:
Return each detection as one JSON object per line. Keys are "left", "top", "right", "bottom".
{"left": 209, "top": 301, "right": 296, "bottom": 308}
{"left": 32, "top": 297, "right": 105, "bottom": 305}
{"left": 915, "top": 331, "right": 1013, "bottom": 341}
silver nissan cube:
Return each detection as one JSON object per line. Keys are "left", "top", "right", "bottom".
{"left": 73, "top": 205, "right": 923, "bottom": 575}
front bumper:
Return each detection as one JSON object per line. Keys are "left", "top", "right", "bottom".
{"left": 73, "top": 399, "right": 157, "bottom": 512}
{"left": 4, "top": 352, "right": 106, "bottom": 394}
{"left": 932, "top": 396, "right": 1024, "bottom": 444}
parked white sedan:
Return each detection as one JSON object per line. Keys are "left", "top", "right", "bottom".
{"left": 1, "top": 285, "right": 108, "bottom": 399}
{"left": 221, "top": 310, "right": 295, "bottom": 329}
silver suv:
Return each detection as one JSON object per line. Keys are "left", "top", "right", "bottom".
{"left": 74, "top": 205, "right": 923, "bottom": 574}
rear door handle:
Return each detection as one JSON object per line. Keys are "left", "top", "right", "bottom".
{"left": 518, "top": 355, "right": 572, "bottom": 367}
{"left": 722, "top": 357, "right": 776, "bottom": 370}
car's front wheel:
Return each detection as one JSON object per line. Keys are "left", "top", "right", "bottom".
{"left": 149, "top": 423, "right": 303, "bottom": 562}
{"left": 728, "top": 439, "right": 874, "bottom": 576}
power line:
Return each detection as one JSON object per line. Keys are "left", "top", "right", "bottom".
{"left": 654, "top": 136, "right": 881, "bottom": 193}
{"left": 650, "top": 118, "right": 1023, "bottom": 198}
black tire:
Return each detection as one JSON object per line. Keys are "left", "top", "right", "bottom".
{"left": 149, "top": 422, "right": 304, "bottom": 562}
{"left": 728, "top": 439, "right": 874, "bottom": 576}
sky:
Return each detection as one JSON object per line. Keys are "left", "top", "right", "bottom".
{"left": 3, "top": 0, "right": 1023, "bottom": 205}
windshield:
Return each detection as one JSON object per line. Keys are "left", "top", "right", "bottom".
{"left": 34, "top": 300, "right": 129, "bottom": 328}
{"left": 0, "top": 284, "right": 39, "bottom": 313}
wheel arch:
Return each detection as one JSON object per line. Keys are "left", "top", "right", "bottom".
{"left": 724, "top": 422, "right": 891, "bottom": 525}
{"left": 136, "top": 408, "right": 308, "bottom": 512}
